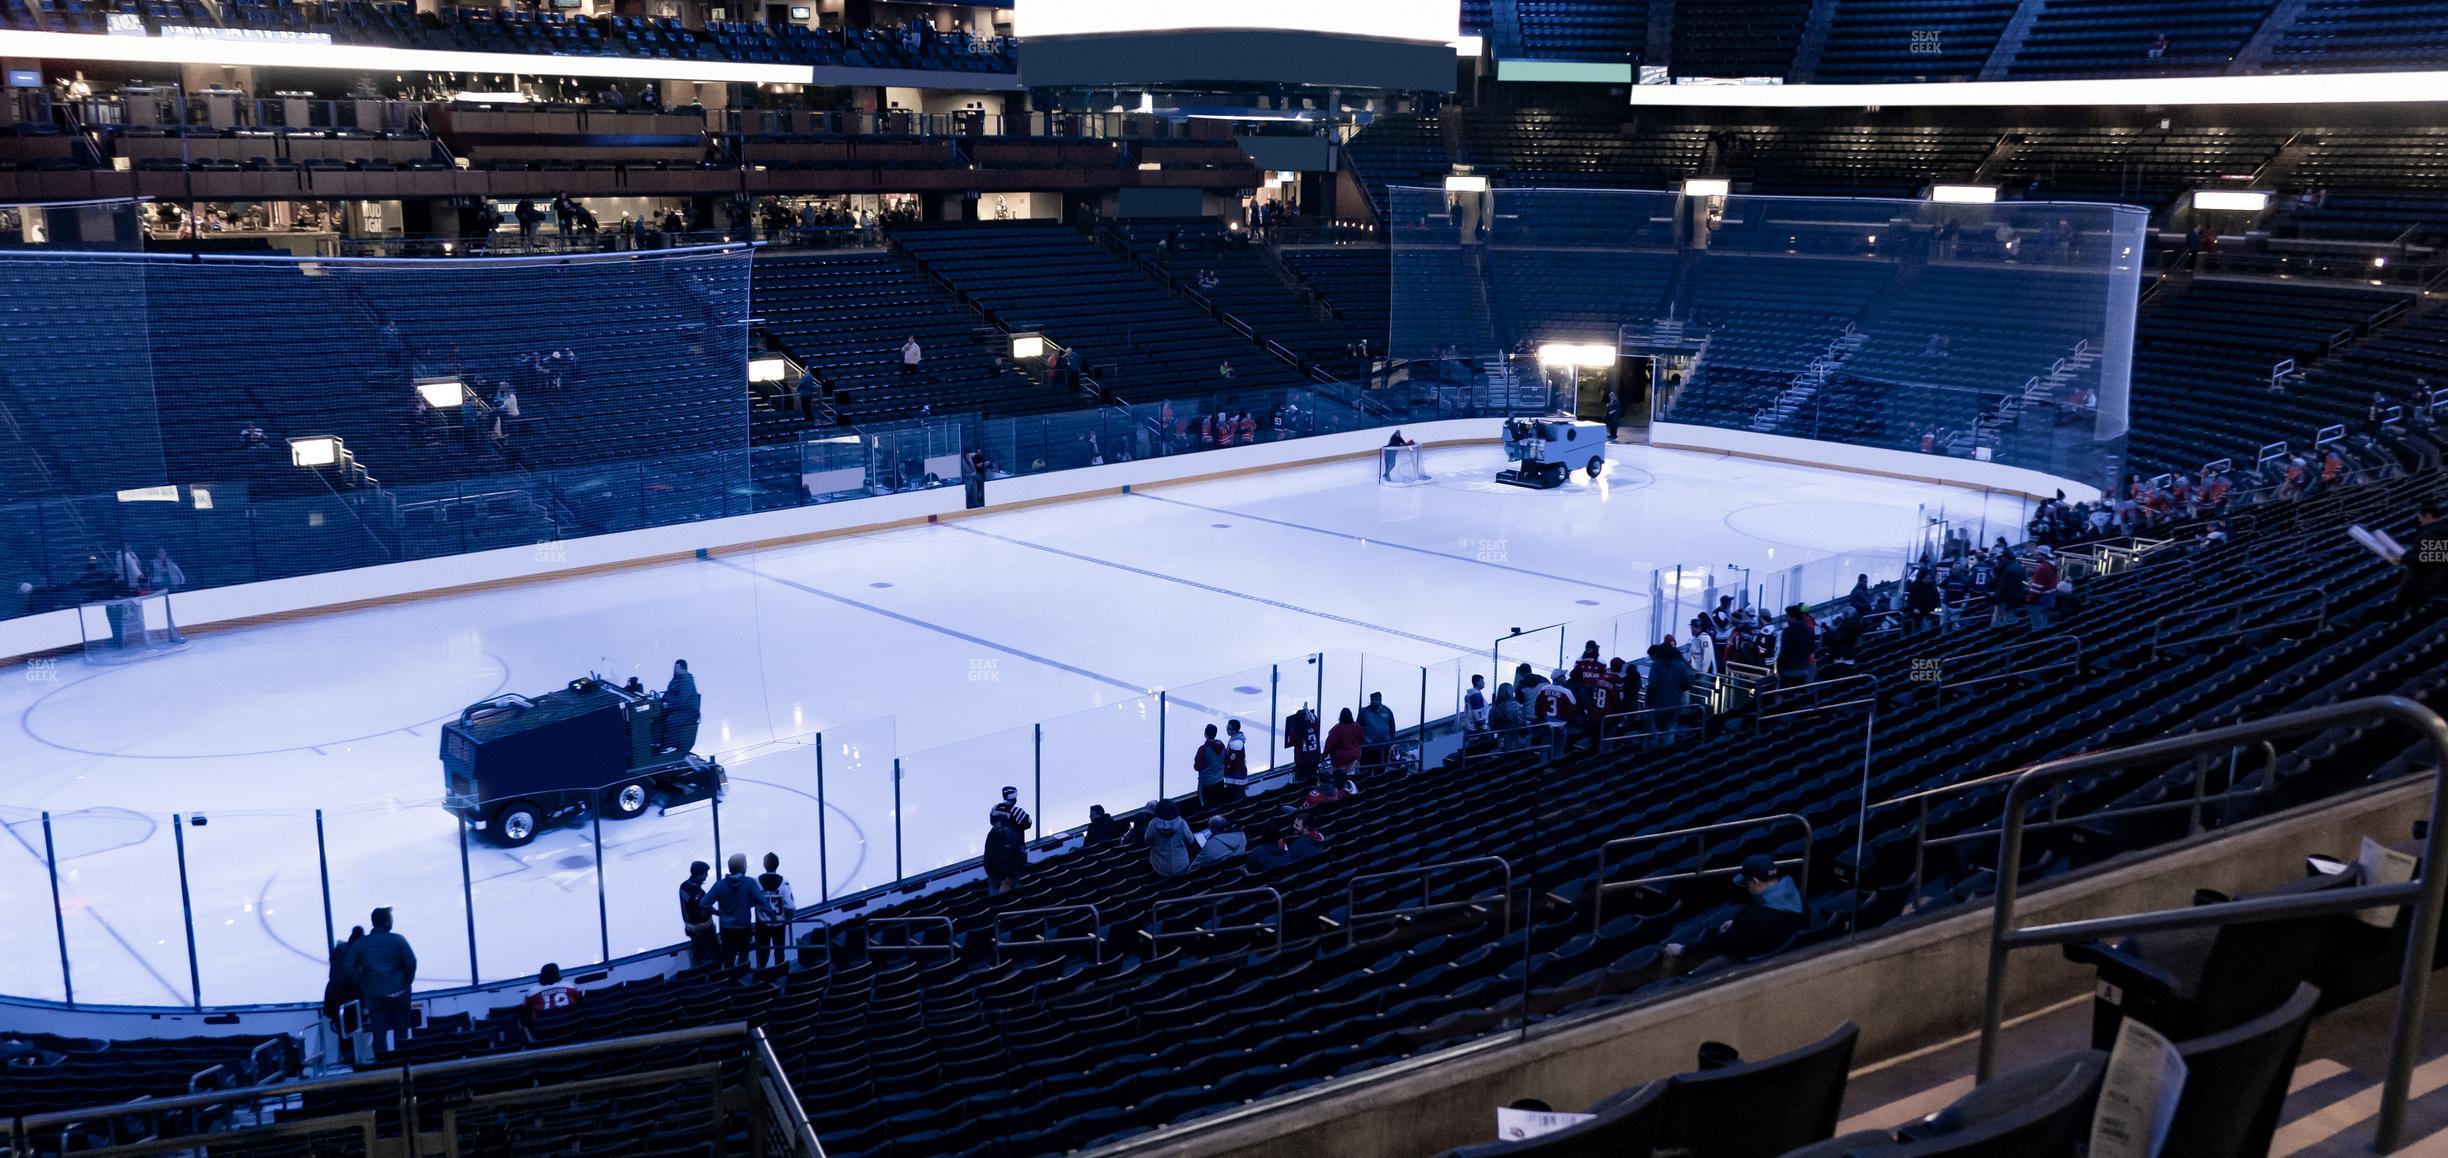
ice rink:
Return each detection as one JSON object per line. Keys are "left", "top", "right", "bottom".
{"left": 0, "top": 442, "right": 2033, "bottom": 1007}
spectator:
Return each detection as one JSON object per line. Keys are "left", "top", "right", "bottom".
{"left": 901, "top": 336, "right": 923, "bottom": 378}
{"left": 1488, "top": 682, "right": 1527, "bottom": 743}
{"left": 656, "top": 659, "right": 701, "bottom": 753}
{"left": 1223, "top": 719, "right": 1249, "bottom": 785}
{"left": 754, "top": 853, "right": 797, "bottom": 967}
{"left": 1324, "top": 707, "right": 1366, "bottom": 777}
{"left": 1193, "top": 723, "right": 1231, "bottom": 809}
{"left": 704, "top": 853, "right": 770, "bottom": 967}
{"left": 1665, "top": 854, "right": 1805, "bottom": 966}
{"left": 1085, "top": 804, "right": 1127, "bottom": 845}
{"left": 678, "top": 861, "right": 716, "bottom": 967}
{"left": 349, "top": 907, "right": 417, "bottom": 1053}
{"left": 1647, "top": 639, "right": 1696, "bottom": 736}
{"left": 991, "top": 785, "right": 1032, "bottom": 834}
{"left": 984, "top": 811, "right": 1027, "bottom": 895}
{"left": 525, "top": 962, "right": 583, "bottom": 1016}
{"left": 1251, "top": 812, "right": 1327, "bottom": 868}
{"left": 1358, "top": 692, "right": 1397, "bottom": 769}
{"left": 2026, "top": 547, "right": 2061, "bottom": 629}
{"left": 1775, "top": 606, "right": 1818, "bottom": 687}
{"left": 514, "top": 199, "right": 542, "bottom": 246}
{"left": 321, "top": 926, "right": 364, "bottom": 1042}
{"left": 2394, "top": 504, "right": 2447, "bottom": 619}
{"left": 1284, "top": 703, "right": 1322, "bottom": 784}
{"left": 1846, "top": 574, "right": 1873, "bottom": 618}
{"left": 1145, "top": 799, "right": 1196, "bottom": 877}
{"left": 1905, "top": 568, "right": 1942, "bottom": 634}
{"left": 1463, "top": 673, "right": 1489, "bottom": 732}
{"left": 1991, "top": 549, "right": 2029, "bottom": 627}
{"left": 1193, "top": 815, "right": 1247, "bottom": 868}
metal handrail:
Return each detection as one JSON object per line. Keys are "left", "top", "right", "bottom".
{"left": 1342, "top": 856, "right": 1514, "bottom": 948}
{"left": 1596, "top": 703, "right": 1708, "bottom": 750}
{"left": 865, "top": 915, "right": 959, "bottom": 956}
{"left": 1150, "top": 887, "right": 1286, "bottom": 953}
{"left": 751, "top": 1024, "right": 829, "bottom": 1157}
{"left": 1592, "top": 814, "right": 1815, "bottom": 932}
{"left": 1929, "top": 634, "right": 2085, "bottom": 696}
{"left": 1974, "top": 696, "right": 2448, "bottom": 1153}
{"left": 2147, "top": 589, "right": 2327, "bottom": 660}
{"left": 1756, "top": 672, "right": 1881, "bottom": 724}
{"left": 993, "top": 904, "right": 1104, "bottom": 963}
{"left": 9, "top": 1022, "right": 757, "bottom": 1135}
{"left": 1875, "top": 740, "right": 2279, "bottom": 914}
{"left": 1753, "top": 674, "right": 1878, "bottom": 929}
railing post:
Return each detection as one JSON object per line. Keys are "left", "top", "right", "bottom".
{"left": 591, "top": 803, "right": 612, "bottom": 968}
{"left": 314, "top": 809, "right": 336, "bottom": 963}
{"left": 815, "top": 732, "right": 829, "bottom": 904}
{"left": 458, "top": 813, "right": 480, "bottom": 985}
{"left": 892, "top": 759, "right": 904, "bottom": 881}
{"left": 42, "top": 811, "right": 72, "bottom": 1005}
{"left": 172, "top": 814, "right": 202, "bottom": 1008}
{"left": 1157, "top": 691, "right": 1168, "bottom": 800}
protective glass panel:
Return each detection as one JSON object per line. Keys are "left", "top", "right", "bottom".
{"left": 817, "top": 718, "right": 898, "bottom": 897}
{"left": 713, "top": 734, "right": 830, "bottom": 937}
{"left": 602, "top": 781, "right": 715, "bottom": 964}
{"left": 184, "top": 809, "right": 327, "bottom": 1007}
{"left": 0, "top": 807, "right": 69, "bottom": 1002}
{"left": 894, "top": 724, "right": 1035, "bottom": 878}
{"left": 1389, "top": 185, "right": 2141, "bottom": 495}
{"left": 465, "top": 783, "right": 605, "bottom": 984}
{"left": 1161, "top": 665, "right": 1279, "bottom": 794}
{"left": 50, "top": 808, "right": 192, "bottom": 1006}
{"left": 320, "top": 798, "right": 473, "bottom": 992}
{"left": 0, "top": 243, "right": 754, "bottom": 626}
{"left": 1038, "top": 694, "right": 1159, "bottom": 835}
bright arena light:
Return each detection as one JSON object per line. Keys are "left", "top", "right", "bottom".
{"left": 748, "top": 356, "right": 791, "bottom": 383}
{"left": 1539, "top": 342, "right": 1617, "bottom": 369}
{"left": 1010, "top": 333, "right": 1046, "bottom": 360}
{"left": 1928, "top": 184, "right": 1999, "bottom": 204}
{"left": 1681, "top": 177, "right": 1731, "bottom": 197}
{"left": 1019, "top": 0, "right": 1456, "bottom": 42}
{"left": 1444, "top": 174, "right": 1490, "bottom": 193}
{"left": 415, "top": 378, "right": 466, "bottom": 408}
{"left": 288, "top": 436, "right": 342, "bottom": 468}
{"left": 2194, "top": 189, "right": 2272, "bottom": 212}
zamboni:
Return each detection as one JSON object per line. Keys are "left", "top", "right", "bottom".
{"left": 1497, "top": 417, "right": 1608, "bottom": 489}
{"left": 441, "top": 675, "right": 726, "bottom": 847}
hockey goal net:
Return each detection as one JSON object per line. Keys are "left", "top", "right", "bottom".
{"left": 1378, "top": 443, "right": 1431, "bottom": 487}
{"left": 75, "top": 591, "right": 185, "bottom": 664}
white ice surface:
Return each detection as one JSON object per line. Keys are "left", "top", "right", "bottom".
{"left": 0, "top": 444, "right": 2030, "bottom": 1007}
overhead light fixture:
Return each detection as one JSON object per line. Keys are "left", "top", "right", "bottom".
{"left": 748, "top": 355, "right": 790, "bottom": 383}
{"left": 289, "top": 435, "right": 342, "bottom": 468}
{"left": 1538, "top": 342, "right": 1616, "bottom": 369}
{"left": 2193, "top": 189, "right": 2270, "bottom": 212}
{"left": 415, "top": 377, "right": 466, "bottom": 408}
{"left": 1928, "top": 184, "right": 1998, "bottom": 204}
{"left": 1010, "top": 332, "right": 1046, "bottom": 360}
{"left": 116, "top": 485, "right": 180, "bottom": 503}
{"left": 1682, "top": 178, "right": 1731, "bottom": 197}
{"left": 1450, "top": 35, "right": 1484, "bottom": 56}
{"left": 1444, "top": 174, "right": 1489, "bottom": 193}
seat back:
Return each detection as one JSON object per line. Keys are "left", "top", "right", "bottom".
{"left": 1888, "top": 1049, "right": 2107, "bottom": 1157}
{"left": 2163, "top": 983, "right": 2321, "bottom": 1158}
{"left": 2191, "top": 909, "right": 2332, "bottom": 1038}
{"left": 1657, "top": 1022, "right": 1859, "bottom": 1157}
{"left": 1444, "top": 1080, "right": 1667, "bottom": 1158}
